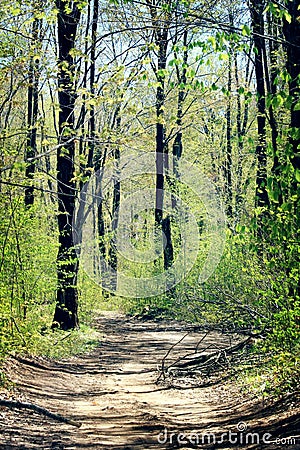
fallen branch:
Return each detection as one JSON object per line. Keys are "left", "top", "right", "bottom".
{"left": 0, "top": 399, "right": 81, "bottom": 428}
{"left": 157, "top": 332, "right": 190, "bottom": 382}
{"left": 195, "top": 330, "right": 210, "bottom": 352}
{"left": 164, "top": 340, "right": 227, "bottom": 376}
{"left": 169, "top": 337, "right": 252, "bottom": 371}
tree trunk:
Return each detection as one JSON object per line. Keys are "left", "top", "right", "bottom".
{"left": 283, "top": 1, "right": 300, "bottom": 178}
{"left": 249, "top": 0, "right": 269, "bottom": 225}
{"left": 264, "top": 11, "right": 282, "bottom": 204}
{"left": 25, "top": 17, "right": 40, "bottom": 207}
{"left": 147, "top": 0, "right": 171, "bottom": 270}
{"left": 155, "top": 73, "right": 166, "bottom": 231}
{"left": 88, "top": 0, "right": 99, "bottom": 169}
{"left": 172, "top": 30, "right": 188, "bottom": 167}
{"left": 108, "top": 115, "right": 121, "bottom": 291}
{"left": 52, "top": 0, "right": 81, "bottom": 330}
{"left": 234, "top": 48, "right": 246, "bottom": 220}
{"left": 282, "top": 0, "right": 300, "bottom": 297}
{"left": 224, "top": 26, "right": 233, "bottom": 220}
{"left": 162, "top": 215, "right": 173, "bottom": 270}
{"left": 171, "top": 29, "right": 188, "bottom": 206}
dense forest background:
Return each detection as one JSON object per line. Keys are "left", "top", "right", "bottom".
{"left": 0, "top": 0, "right": 299, "bottom": 393}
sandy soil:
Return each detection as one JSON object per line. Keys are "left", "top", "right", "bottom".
{"left": 0, "top": 312, "right": 299, "bottom": 450}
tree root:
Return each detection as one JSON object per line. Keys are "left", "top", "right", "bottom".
{"left": 0, "top": 399, "right": 81, "bottom": 427}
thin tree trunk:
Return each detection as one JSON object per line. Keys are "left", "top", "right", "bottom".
{"left": 235, "top": 47, "right": 253, "bottom": 221}
{"left": 162, "top": 215, "right": 173, "bottom": 270}
{"left": 147, "top": 0, "right": 171, "bottom": 270}
{"left": 155, "top": 65, "right": 166, "bottom": 231}
{"left": 171, "top": 29, "right": 188, "bottom": 204}
{"left": 77, "top": 0, "right": 90, "bottom": 189}
{"left": 95, "top": 147, "right": 107, "bottom": 265}
{"left": 172, "top": 30, "right": 188, "bottom": 171}
{"left": 109, "top": 114, "right": 121, "bottom": 291}
{"left": 264, "top": 11, "right": 282, "bottom": 204}
{"left": 25, "top": 17, "right": 40, "bottom": 207}
{"left": 234, "top": 50, "right": 243, "bottom": 219}
{"left": 88, "top": 0, "right": 99, "bottom": 169}
{"left": 225, "top": 24, "right": 233, "bottom": 219}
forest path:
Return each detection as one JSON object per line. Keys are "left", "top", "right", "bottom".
{"left": 0, "top": 312, "right": 299, "bottom": 450}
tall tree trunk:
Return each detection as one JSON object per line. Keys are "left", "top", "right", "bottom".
{"left": 108, "top": 113, "right": 121, "bottom": 291}
{"left": 234, "top": 48, "right": 246, "bottom": 220}
{"left": 264, "top": 11, "right": 282, "bottom": 204}
{"left": 267, "top": 13, "right": 280, "bottom": 171}
{"left": 224, "top": 25, "right": 233, "bottom": 220}
{"left": 52, "top": 0, "right": 81, "bottom": 330}
{"left": 171, "top": 29, "right": 187, "bottom": 200}
{"left": 236, "top": 49, "right": 253, "bottom": 220}
{"left": 250, "top": 0, "right": 269, "bottom": 219}
{"left": 283, "top": 0, "right": 300, "bottom": 299}
{"left": 95, "top": 147, "right": 107, "bottom": 269}
{"left": 172, "top": 30, "right": 188, "bottom": 172}
{"left": 282, "top": 0, "right": 300, "bottom": 298}
{"left": 147, "top": 0, "right": 172, "bottom": 271}
{"left": 283, "top": 1, "right": 300, "bottom": 179}
{"left": 155, "top": 41, "right": 167, "bottom": 231}
{"left": 25, "top": 17, "right": 40, "bottom": 207}
{"left": 77, "top": 0, "right": 90, "bottom": 189}
{"left": 88, "top": 0, "right": 99, "bottom": 169}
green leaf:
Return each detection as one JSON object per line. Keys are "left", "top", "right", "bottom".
{"left": 283, "top": 11, "right": 292, "bottom": 24}
{"left": 241, "top": 25, "right": 251, "bottom": 36}
{"left": 295, "top": 169, "right": 300, "bottom": 183}
{"left": 157, "top": 68, "right": 168, "bottom": 79}
{"left": 294, "top": 102, "right": 300, "bottom": 111}
{"left": 219, "top": 53, "right": 229, "bottom": 61}
{"left": 208, "top": 36, "right": 216, "bottom": 48}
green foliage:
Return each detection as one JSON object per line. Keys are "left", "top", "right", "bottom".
{"left": 265, "top": 2, "right": 292, "bottom": 23}
{"left": 0, "top": 191, "right": 102, "bottom": 379}
{"left": 0, "top": 0, "right": 298, "bottom": 400}
{"left": 0, "top": 192, "right": 56, "bottom": 360}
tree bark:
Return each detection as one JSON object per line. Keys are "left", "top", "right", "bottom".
{"left": 264, "top": 11, "right": 282, "bottom": 204}
{"left": 25, "top": 17, "right": 40, "bottom": 207}
{"left": 88, "top": 0, "right": 99, "bottom": 169}
{"left": 172, "top": 30, "right": 188, "bottom": 168}
{"left": 52, "top": 0, "right": 81, "bottom": 330}
{"left": 155, "top": 56, "right": 167, "bottom": 231}
{"left": 249, "top": 0, "right": 269, "bottom": 233}
{"left": 147, "top": 0, "right": 172, "bottom": 271}
{"left": 283, "top": 1, "right": 300, "bottom": 178}
{"left": 282, "top": 0, "right": 300, "bottom": 297}
{"left": 171, "top": 29, "right": 188, "bottom": 206}
{"left": 224, "top": 24, "right": 233, "bottom": 219}
{"left": 156, "top": 28, "right": 174, "bottom": 272}
{"left": 109, "top": 114, "right": 121, "bottom": 291}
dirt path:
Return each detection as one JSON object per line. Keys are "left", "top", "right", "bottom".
{"left": 0, "top": 312, "right": 299, "bottom": 449}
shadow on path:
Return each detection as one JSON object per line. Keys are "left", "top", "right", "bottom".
{"left": 0, "top": 312, "right": 299, "bottom": 449}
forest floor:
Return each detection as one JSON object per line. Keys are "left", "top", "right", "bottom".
{"left": 0, "top": 312, "right": 299, "bottom": 450}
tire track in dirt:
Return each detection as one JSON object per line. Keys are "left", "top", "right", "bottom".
{"left": 0, "top": 312, "right": 299, "bottom": 449}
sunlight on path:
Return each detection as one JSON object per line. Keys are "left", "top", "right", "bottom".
{"left": 0, "top": 313, "right": 298, "bottom": 449}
